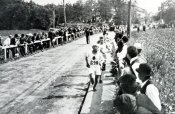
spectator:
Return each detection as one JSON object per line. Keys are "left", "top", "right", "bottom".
{"left": 32, "top": 33, "right": 36, "bottom": 42}
{"left": 0, "top": 35, "right": 2, "bottom": 46}
{"left": 10, "top": 34, "right": 16, "bottom": 45}
{"left": 122, "top": 46, "right": 146, "bottom": 83}
{"left": 85, "top": 28, "right": 90, "bottom": 44}
{"left": 10, "top": 34, "right": 17, "bottom": 58}
{"left": 19, "top": 34, "right": 26, "bottom": 56}
{"left": 143, "top": 25, "right": 146, "bottom": 31}
{"left": 4, "top": 35, "right": 11, "bottom": 46}
{"left": 26, "top": 34, "right": 34, "bottom": 54}
{"left": 48, "top": 30, "right": 55, "bottom": 47}
{"left": 114, "top": 74, "right": 162, "bottom": 114}
{"left": 136, "top": 63, "right": 162, "bottom": 111}
{"left": 134, "top": 43, "right": 147, "bottom": 63}
{"left": 137, "top": 26, "right": 140, "bottom": 32}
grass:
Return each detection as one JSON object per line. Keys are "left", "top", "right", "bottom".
{"left": 129, "top": 28, "right": 175, "bottom": 113}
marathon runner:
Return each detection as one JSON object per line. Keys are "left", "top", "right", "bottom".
{"left": 85, "top": 44, "right": 104, "bottom": 91}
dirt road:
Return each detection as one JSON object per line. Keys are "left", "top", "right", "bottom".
{"left": 0, "top": 32, "right": 106, "bottom": 114}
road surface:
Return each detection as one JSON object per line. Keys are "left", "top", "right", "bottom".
{"left": 0, "top": 32, "right": 116, "bottom": 114}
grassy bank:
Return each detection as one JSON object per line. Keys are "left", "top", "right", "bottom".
{"left": 130, "top": 28, "right": 175, "bottom": 113}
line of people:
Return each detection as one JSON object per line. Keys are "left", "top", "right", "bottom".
{"left": 2, "top": 32, "right": 49, "bottom": 59}
{"left": 111, "top": 30, "right": 162, "bottom": 114}
{"left": 85, "top": 27, "right": 162, "bottom": 113}
{"left": 0, "top": 25, "right": 102, "bottom": 62}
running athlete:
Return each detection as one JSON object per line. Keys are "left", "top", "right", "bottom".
{"left": 85, "top": 44, "right": 104, "bottom": 91}
{"left": 97, "top": 37, "right": 107, "bottom": 75}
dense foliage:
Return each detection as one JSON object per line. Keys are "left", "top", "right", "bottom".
{"left": 130, "top": 28, "right": 175, "bottom": 113}
{"left": 153, "top": 0, "right": 175, "bottom": 24}
{"left": 0, "top": 0, "right": 130, "bottom": 30}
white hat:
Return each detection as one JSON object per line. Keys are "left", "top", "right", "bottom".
{"left": 134, "top": 43, "right": 142, "bottom": 49}
{"left": 28, "top": 33, "right": 33, "bottom": 36}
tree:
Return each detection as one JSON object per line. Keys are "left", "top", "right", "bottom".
{"left": 153, "top": 0, "right": 175, "bottom": 24}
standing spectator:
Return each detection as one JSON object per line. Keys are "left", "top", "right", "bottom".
{"left": 85, "top": 28, "right": 90, "bottom": 44}
{"left": 137, "top": 26, "right": 140, "bottom": 32}
{"left": 19, "top": 34, "right": 26, "bottom": 56}
{"left": 103, "top": 27, "right": 107, "bottom": 37}
{"left": 10, "top": 34, "right": 17, "bottom": 58}
{"left": 48, "top": 30, "right": 55, "bottom": 47}
{"left": 36, "top": 34, "right": 43, "bottom": 51}
{"left": 4, "top": 35, "right": 11, "bottom": 46}
{"left": 122, "top": 46, "right": 146, "bottom": 83}
{"left": 0, "top": 35, "right": 2, "bottom": 46}
{"left": 136, "top": 63, "right": 162, "bottom": 111}
{"left": 143, "top": 25, "right": 146, "bottom": 31}
{"left": 32, "top": 33, "right": 36, "bottom": 42}
{"left": 26, "top": 34, "right": 34, "bottom": 54}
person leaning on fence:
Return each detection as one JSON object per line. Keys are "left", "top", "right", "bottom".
{"left": 48, "top": 30, "right": 55, "bottom": 47}
{"left": 114, "top": 74, "right": 163, "bottom": 114}
{"left": 122, "top": 46, "right": 146, "bottom": 84}
{"left": 10, "top": 34, "right": 17, "bottom": 58}
{"left": 19, "top": 34, "right": 26, "bottom": 56}
{"left": 136, "top": 63, "right": 162, "bottom": 111}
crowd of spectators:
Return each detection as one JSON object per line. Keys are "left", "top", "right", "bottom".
{"left": 0, "top": 25, "right": 101, "bottom": 61}
{"left": 110, "top": 28, "right": 162, "bottom": 114}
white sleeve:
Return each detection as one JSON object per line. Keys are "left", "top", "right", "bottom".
{"left": 146, "top": 84, "right": 162, "bottom": 111}
{"left": 99, "top": 53, "right": 104, "bottom": 63}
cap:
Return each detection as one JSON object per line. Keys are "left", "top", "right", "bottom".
{"left": 28, "top": 33, "right": 33, "bottom": 36}
{"left": 9, "top": 35, "right": 13, "bottom": 38}
{"left": 134, "top": 43, "right": 142, "bottom": 50}
{"left": 127, "top": 46, "right": 138, "bottom": 58}
{"left": 136, "top": 63, "right": 152, "bottom": 76}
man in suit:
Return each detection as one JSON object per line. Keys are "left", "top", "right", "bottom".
{"left": 114, "top": 74, "right": 162, "bottom": 114}
{"left": 136, "top": 63, "right": 162, "bottom": 111}
{"left": 85, "top": 28, "right": 90, "bottom": 44}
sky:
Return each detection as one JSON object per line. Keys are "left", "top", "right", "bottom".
{"left": 24, "top": 0, "right": 167, "bottom": 13}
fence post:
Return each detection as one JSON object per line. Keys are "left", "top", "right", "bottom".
{"left": 25, "top": 43, "right": 28, "bottom": 54}
{"left": 56, "top": 37, "right": 58, "bottom": 45}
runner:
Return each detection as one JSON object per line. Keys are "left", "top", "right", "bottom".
{"left": 97, "top": 36, "right": 108, "bottom": 83}
{"left": 85, "top": 44, "right": 104, "bottom": 91}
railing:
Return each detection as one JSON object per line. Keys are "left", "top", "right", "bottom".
{"left": 0, "top": 30, "right": 100, "bottom": 62}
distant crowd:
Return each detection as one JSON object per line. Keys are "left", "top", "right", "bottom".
{"left": 85, "top": 26, "right": 163, "bottom": 114}
{"left": 0, "top": 25, "right": 101, "bottom": 61}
